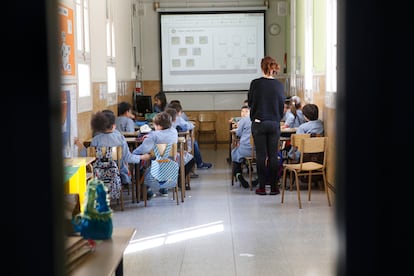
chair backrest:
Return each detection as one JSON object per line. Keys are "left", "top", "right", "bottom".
{"left": 145, "top": 143, "right": 179, "bottom": 191}
{"left": 198, "top": 113, "right": 216, "bottom": 131}
{"left": 290, "top": 133, "right": 311, "bottom": 152}
{"left": 87, "top": 146, "right": 123, "bottom": 200}
{"left": 299, "top": 137, "right": 327, "bottom": 167}
{"left": 152, "top": 143, "right": 178, "bottom": 160}
{"left": 87, "top": 146, "right": 123, "bottom": 167}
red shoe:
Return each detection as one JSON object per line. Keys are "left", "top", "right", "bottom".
{"left": 255, "top": 188, "right": 266, "bottom": 195}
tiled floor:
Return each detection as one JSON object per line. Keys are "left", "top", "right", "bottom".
{"left": 112, "top": 145, "right": 338, "bottom": 276}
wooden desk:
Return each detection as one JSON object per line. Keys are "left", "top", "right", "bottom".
{"left": 121, "top": 131, "right": 138, "bottom": 137}
{"left": 83, "top": 138, "right": 139, "bottom": 153}
{"left": 69, "top": 227, "right": 136, "bottom": 276}
{"left": 280, "top": 127, "right": 297, "bottom": 136}
{"left": 178, "top": 129, "right": 194, "bottom": 154}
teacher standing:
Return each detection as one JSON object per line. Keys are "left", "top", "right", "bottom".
{"left": 248, "top": 56, "right": 285, "bottom": 195}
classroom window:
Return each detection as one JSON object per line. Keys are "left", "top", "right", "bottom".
{"left": 326, "top": 0, "right": 337, "bottom": 94}
{"left": 75, "top": 0, "right": 92, "bottom": 112}
{"left": 106, "top": 0, "right": 117, "bottom": 105}
{"left": 304, "top": 0, "right": 313, "bottom": 92}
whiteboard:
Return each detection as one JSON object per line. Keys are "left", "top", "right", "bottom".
{"left": 165, "top": 92, "right": 248, "bottom": 111}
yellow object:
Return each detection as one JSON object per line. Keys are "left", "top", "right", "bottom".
{"left": 64, "top": 157, "right": 94, "bottom": 212}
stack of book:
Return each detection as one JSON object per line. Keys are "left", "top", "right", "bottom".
{"left": 65, "top": 236, "right": 96, "bottom": 273}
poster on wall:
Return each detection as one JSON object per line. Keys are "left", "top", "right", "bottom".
{"left": 58, "top": 3, "right": 75, "bottom": 78}
{"left": 62, "top": 84, "right": 78, "bottom": 158}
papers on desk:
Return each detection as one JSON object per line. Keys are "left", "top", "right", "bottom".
{"left": 140, "top": 124, "right": 152, "bottom": 133}
{"left": 65, "top": 236, "right": 96, "bottom": 273}
{"left": 281, "top": 127, "right": 297, "bottom": 132}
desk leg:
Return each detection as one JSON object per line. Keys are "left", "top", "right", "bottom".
{"left": 135, "top": 163, "right": 140, "bottom": 203}
{"left": 179, "top": 144, "right": 185, "bottom": 202}
{"left": 228, "top": 122, "right": 232, "bottom": 164}
{"left": 115, "top": 257, "right": 124, "bottom": 276}
{"left": 128, "top": 164, "right": 135, "bottom": 203}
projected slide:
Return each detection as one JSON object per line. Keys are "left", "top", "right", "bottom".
{"left": 160, "top": 12, "right": 265, "bottom": 92}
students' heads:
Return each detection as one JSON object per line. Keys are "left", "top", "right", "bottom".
{"left": 302, "top": 104, "right": 319, "bottom": 121}
{"left": 153, "top": 111, "right": 172, "bottom": 130}
{"left": 164, "top": 107, "right": 177, "bottom": 122}
{"left": 284, "top": 97, "right": 291, "bottom": 114}
{"left": 289, "top": 96, "right": 302, "bottom": 115}
{"left": 290, "top": 96, "right": 301, "bottom": 108}
{"left": 167, "top": 101, "right": 183, "bottom": 114}
{"left": 117, "top": 101, "right": 132, "bottom": 116}
{"left": 261, "top": 56, "right": 281, "bottom": 76}
{"left": 169, "top": 99, "right": 181, "bottom": 105}
{"left": 240, "top": 105, "right": 250, "bottom": 117}
{"left": 91, "top": 110, "right": 116, "bottom": 133}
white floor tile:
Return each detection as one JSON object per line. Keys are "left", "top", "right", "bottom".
{"left": 114, "top": 146, "right": 338, "bottom": 276}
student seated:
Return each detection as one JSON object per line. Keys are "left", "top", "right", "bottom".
{"left": 115, "top": 101, "right": 135, "bottom": 133}
{"left": 282, "top": 95, "right": 306, "bottom": 129}
{"left": 231, "top": 106, "right": 257, "bottom": 188}
{"left": 288, "top": 103, "right": 324, "bottom": 161}
{"left": 75, "top": 110, "right": 151, "bottom": 198}
{"left": 132, "top": 111, "right": 178, "bottom": 197}
{"left": 165, "top": 107, "right": 196, "bottom": 190}
{"left": 228, "top": 99, "right": 249, "bottom": 128}
{"left": 167, "top": 101, "right": 212, "bottom": 169}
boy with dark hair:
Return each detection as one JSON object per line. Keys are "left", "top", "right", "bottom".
{"left": 116, "top": 101, "right": 135, "bottom": 132}
{"left": 296, "top": 104, "right": 324, "bottom": 135}
{"left": 132, "top": 111, "right": 179, "bottom": 196}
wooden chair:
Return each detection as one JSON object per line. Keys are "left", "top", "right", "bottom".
{"left": 87, "top": 146, "right": 128, "bottom": 211}
{"left": 244, "top": 134, "right": 257, "bottom": 191}
{"left": 281, "top": 137, "right": 331, "bottom": 209}
{"left": 142, "top": 143, "right": 180, "bottom": 207}
{"left": 285, "top": 133, "right": 311, "bottom": 190}
{"left": 197, "top": 113, "right": 217, "bottom": 150}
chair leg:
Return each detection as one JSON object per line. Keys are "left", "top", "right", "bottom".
{"left": 119, "top": 189, "right": 124, "bottom": 211}
{"left": 248, "top": 161, "right": 253, "bottom": 191}
{"left": 143, "top": 184, "right": 147, "bottom": 207}
{"left": 289, "top": 171, "right": 294, "bottom": 191}
{"left": 185, "top": 174, "right": 191, "bottom": 190}
{"left": 322, "top": 172, "right": 331, "bottom": 206}
{"left": 294, "top": 171, "right": 302, "bottom": 209}
{"left": 175, "top": 187, "right": 179, "bottom": 205}
{"left": 281, "top": 168, "right": 287, "bottom": 203}
{"left": 231, "top": 163, "right": 235, "bottom": 186}
{"left": 308, "top": 173, "right": 312, "bottom": 202}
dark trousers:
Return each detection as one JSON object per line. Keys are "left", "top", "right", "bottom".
{"left": 232, "top": 161, "right": 243, "bottom": 177}
{"left": 251, "top": 120, "right": 281, "bottom": 190}
{"left": 178, "top": 158, "right": 196, "bottom": 186}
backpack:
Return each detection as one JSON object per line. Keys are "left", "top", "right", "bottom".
{"left": 92, "top": 147, "right": 122, "bottom": 200}
{"left": 144, "top": 143, "right": 179, "bottom": 190}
